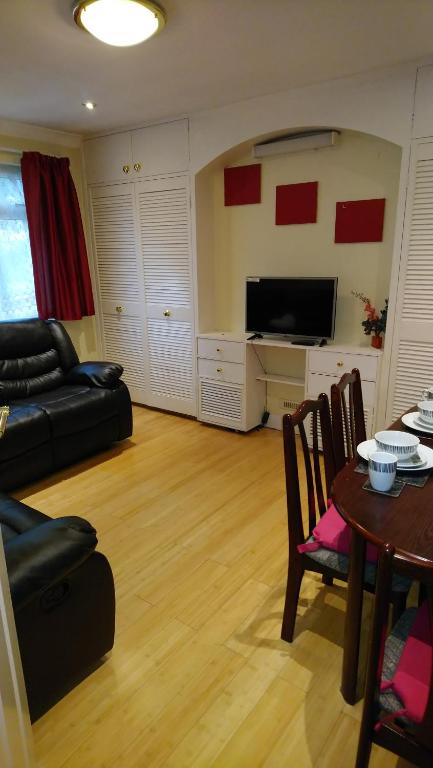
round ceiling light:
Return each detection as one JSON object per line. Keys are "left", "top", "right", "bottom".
{"left": 73, "top": 0, "right": 166, "bottom": 47}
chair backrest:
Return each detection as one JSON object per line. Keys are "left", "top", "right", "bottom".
{"left": 282, "top": 394, "right": 336, "bottom": 552}
{"left": 331, "top": 367, "right": 366, "bottom": 473}
{"left": 357, "top": 545, "right": 433, "bottom": 766}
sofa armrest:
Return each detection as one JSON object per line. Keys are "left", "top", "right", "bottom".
{"left": 4, "top": 516, "right": 98, "bottom": 610}
{"left": 65, "top": 361, "right": 123, "bottom": 389}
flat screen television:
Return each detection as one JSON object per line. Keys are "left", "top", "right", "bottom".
{"left": 246, "top": 276, "right": 338, "bottom": 340}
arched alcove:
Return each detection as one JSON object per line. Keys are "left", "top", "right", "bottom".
{"left": 195, "top": 127, "right": 402, "bottom": 418}
{"left": 195, "top": 127, "right": 401, "bottom": 337}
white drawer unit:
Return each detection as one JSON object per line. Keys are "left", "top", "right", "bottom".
{"left": 197, "top": 333, "right": 265, "bottom": 431}
{"left": 306, "top": 345, "right": 382, "bottom": 442}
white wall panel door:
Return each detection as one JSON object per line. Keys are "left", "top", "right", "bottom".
{"left": 136, "top": 176, "right": 196, "bottom": 415}
{"left": 387, "top": 141, "right": 433, "bottom": 420}
{"left": 89, "top": 184, "right": 147, "bottom": 404}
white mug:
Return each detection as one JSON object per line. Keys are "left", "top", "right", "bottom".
{"left": 368, "top": 451, "right": 397, "bottom": 492}
{"left": 422, "top": 386, "right": 433, "bottom": 400}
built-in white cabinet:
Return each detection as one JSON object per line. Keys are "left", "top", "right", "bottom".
{"left": 197, "top": 333, "right": 265, "bottom": 430}
{"left": 306, "top": 345, "right": 381, "bottom": 439}
{"left": 85, "top": 119, "right": 195, "bottom": 417}
{"left": 84, "top": 119, "right": 189, "bottom": 185}
{"left": 387, "top": 138, "right": 433, "bottom": 421}
{"left": 197, "top": 335, "right": 382, "bottom": 435}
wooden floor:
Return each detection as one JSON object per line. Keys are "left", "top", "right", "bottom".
{"left": 18, "top": 405, "right": 413, "bottom": 768}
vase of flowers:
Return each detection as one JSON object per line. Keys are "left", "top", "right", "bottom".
{"left": 352, "top": 291, "right": 388, "bottom": 349}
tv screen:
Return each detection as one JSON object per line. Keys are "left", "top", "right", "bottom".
{"left": 246, "top": 277, "right": 338, "bottom": 339}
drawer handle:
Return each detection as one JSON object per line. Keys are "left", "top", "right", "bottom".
{"left": 216, "top": 367, "right": 223, "bottom": 373}
{"left": 133, "top": 162, "right": 142, "bottom": 172}
{"left": 337, "top": 361, "right": 343, "bottom": 367}
{"left": 216, "top": 347, "right": 223, "bottom": 352}
{"left": 163, "top": 309, "right": 171, "bottom": 317}
{"left": 115, "top": 305, "right": 123, "bottom": 313}
{"left": 122, "top": 165, "right": 130, "bottom": 174}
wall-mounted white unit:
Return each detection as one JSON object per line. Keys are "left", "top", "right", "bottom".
{"left": 253, "top": 130, "right": 339, "bottom": 158}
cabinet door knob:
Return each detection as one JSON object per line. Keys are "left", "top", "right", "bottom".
{"left": 337, "top": 361, "right": 343, "bottom": 367}
{"left": 216, "top": 367, "right": 223, "bottom": 373}
{"left": 133, "top": 162, "right": 142, "bottom": 172}
{"left": 115, "top": 305, "right": 123, "bottom": 313}
{"left": 216, "top": 347, "right": 222, "bottom": 352}
{"left": 163, "top": 309, "right": 171, "bottom": 317}
{"left": 122, "top": 165, "right": 130, "bottom": 174}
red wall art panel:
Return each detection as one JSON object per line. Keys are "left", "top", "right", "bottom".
{"left": 275, "top": 181, "right": 318, "bottom": 225}
{"left": 335, "top": 198, "right": 386, "bottom": 243}
{"left": 224, "top": 164, "right": 261, "bottom": 206}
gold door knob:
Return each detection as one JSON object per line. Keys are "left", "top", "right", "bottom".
{"left": 163, "top": 309, "right": 171, "bottom": 317}
{"left": 133, "top": 162, "right": 142, "bottom": 172}
{"left": 115, "top": 305, "right": 123, "bottom": 313}
{"left": 122, "top": 165, "right": 130, "bottom": 174}
{"left": 337, "top": 361, "right": 343, "bottom": 367}
{"left": 216, "top": 367, "right": 223, "bottom": 373}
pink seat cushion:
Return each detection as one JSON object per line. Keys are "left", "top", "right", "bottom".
{"left": 297, "top": 501, "right": 378, "bottom": 563}
{"left": 381, "top": 600, "right": 432, "bottom": 724}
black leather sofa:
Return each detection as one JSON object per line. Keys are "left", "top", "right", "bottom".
{"left": 1, "top": 492, "right": 115, "bottom": 721}
{"left": 0, "top": 318, "right": 132, "bottom": 491}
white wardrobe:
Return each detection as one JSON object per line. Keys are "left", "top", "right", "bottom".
{"left": 84, "top": 119, "right": 196, "bottom": 416}
{"left": 387, "top": 66, "right": 433, "bottom": 420}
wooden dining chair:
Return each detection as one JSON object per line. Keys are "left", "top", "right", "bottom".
{"left": 331, "top": 368, "right": 367, "bottom": 473}
{"left": 356, "top": 545, "right": 433, "bottom": 768}
{"left": 281, "top": 394, "right": 408, "bottom": 644}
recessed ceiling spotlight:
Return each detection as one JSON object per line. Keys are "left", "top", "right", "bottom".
{"left": 82, "top": 101, "right": 97, "bottom": 110}
{"left": 73, "top": 0, "right": 166, "bottom": 47}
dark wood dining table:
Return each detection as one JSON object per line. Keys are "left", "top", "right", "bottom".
{"left": 332, "top": 410, "right": 433, "bottom": 705}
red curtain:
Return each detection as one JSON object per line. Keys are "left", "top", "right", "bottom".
{"left": 21, "top": 151, "right": 95, "bottom": 320}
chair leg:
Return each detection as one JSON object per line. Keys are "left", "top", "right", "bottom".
{"left": 322, "top": 574, "right": 333, "bottom": 586}
{"left": 355, "top": 729, "right": 372, "bottom": 768}
{"left": 281, "top": 558, "right": 304, "bottom": 643}
{"left": 391, "top": 591, "right": 406, "bottom": 625}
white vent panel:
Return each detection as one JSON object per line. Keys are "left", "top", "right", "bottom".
{"left": 392, "top": 339, "right": 433, "bottom": 420}
{"left": 138, "top": 187, "right": 191, "bottom": 308}
{"left": 200, "top": 380, "right": 243, "bottom": 422}
{"left": 91, "top": 192, "right": 139, "bottom": 303}
{"left": 102, "top": 314, "right": 145, "bottom": 391}
{"left": 402, "top": 158, "right": 433, "bottom": 322}
{"left": 146, "top": 318, "right": 193, "bottom": 400}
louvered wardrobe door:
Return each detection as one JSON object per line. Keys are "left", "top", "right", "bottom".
{"left": 136, "top": 176, "right": 196, "bottom": 416}
{"left": 388, "top": 141, "right": 433, "bottom": 420}
{"left": 89, "top": 184, "right": 147, "bottom": 404}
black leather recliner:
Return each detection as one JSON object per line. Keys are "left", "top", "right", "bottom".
{"left": 1, "top": 492, "right": 115, "bottom": 721}
{"left": 0, "top": 318, "right": 133, "bottom": 490}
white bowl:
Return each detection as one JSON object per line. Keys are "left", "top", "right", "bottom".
{"left": 417, "top": 400, "right": 433, "bottom": 425}
{"left": 374, "top": 430, "right": 419, "bottom": 459}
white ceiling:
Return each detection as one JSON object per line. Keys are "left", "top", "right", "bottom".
{"left": 2, "top": 0, "right": 433, "bottom": 136}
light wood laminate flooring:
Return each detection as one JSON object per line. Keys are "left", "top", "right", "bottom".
{"left": 16, "top": 405, "right": 412, "bottom": 767}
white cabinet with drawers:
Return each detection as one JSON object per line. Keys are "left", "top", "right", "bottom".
{"left": 197, "top": 333, "right": 265, "bottom": 431}
{"left": 306, "top": 345, "right": 382, "bottom": 439}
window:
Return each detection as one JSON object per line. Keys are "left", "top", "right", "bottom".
{"left": 0, "top": 163, "right": 37, "bottom": 321}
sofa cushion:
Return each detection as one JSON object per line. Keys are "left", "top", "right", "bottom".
{"left": 0, "top": 319, "right": 64, "bottom": 401}
{"left": 14, "top": 385, "right": 118, "bottom": 437}
{"left": 0, "top": 404, "right": 51, "bottom": 461}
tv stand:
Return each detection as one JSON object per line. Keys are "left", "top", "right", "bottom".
{"left": 196, "top": 332, "right": 382, "bottom": 439}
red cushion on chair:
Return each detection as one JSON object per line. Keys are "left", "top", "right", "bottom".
{"left": 297, "top": 501, "right": 378, "bottom": 563}
{"left": 381, "top": 601, "right": 432, "bottom": 724}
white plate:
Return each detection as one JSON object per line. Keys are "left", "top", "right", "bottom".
{"left": 402, "top": 411, "right": 433, "bottom": 435}
{"left": 357, "top": 439, "right": 433, "bottom": 471}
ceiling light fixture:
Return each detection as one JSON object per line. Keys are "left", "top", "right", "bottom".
{"left": 73, "top": 0, "right": 166, "bottom": 47}
{"left": 82, "top": 101, "right": 96, "bottom": 110}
